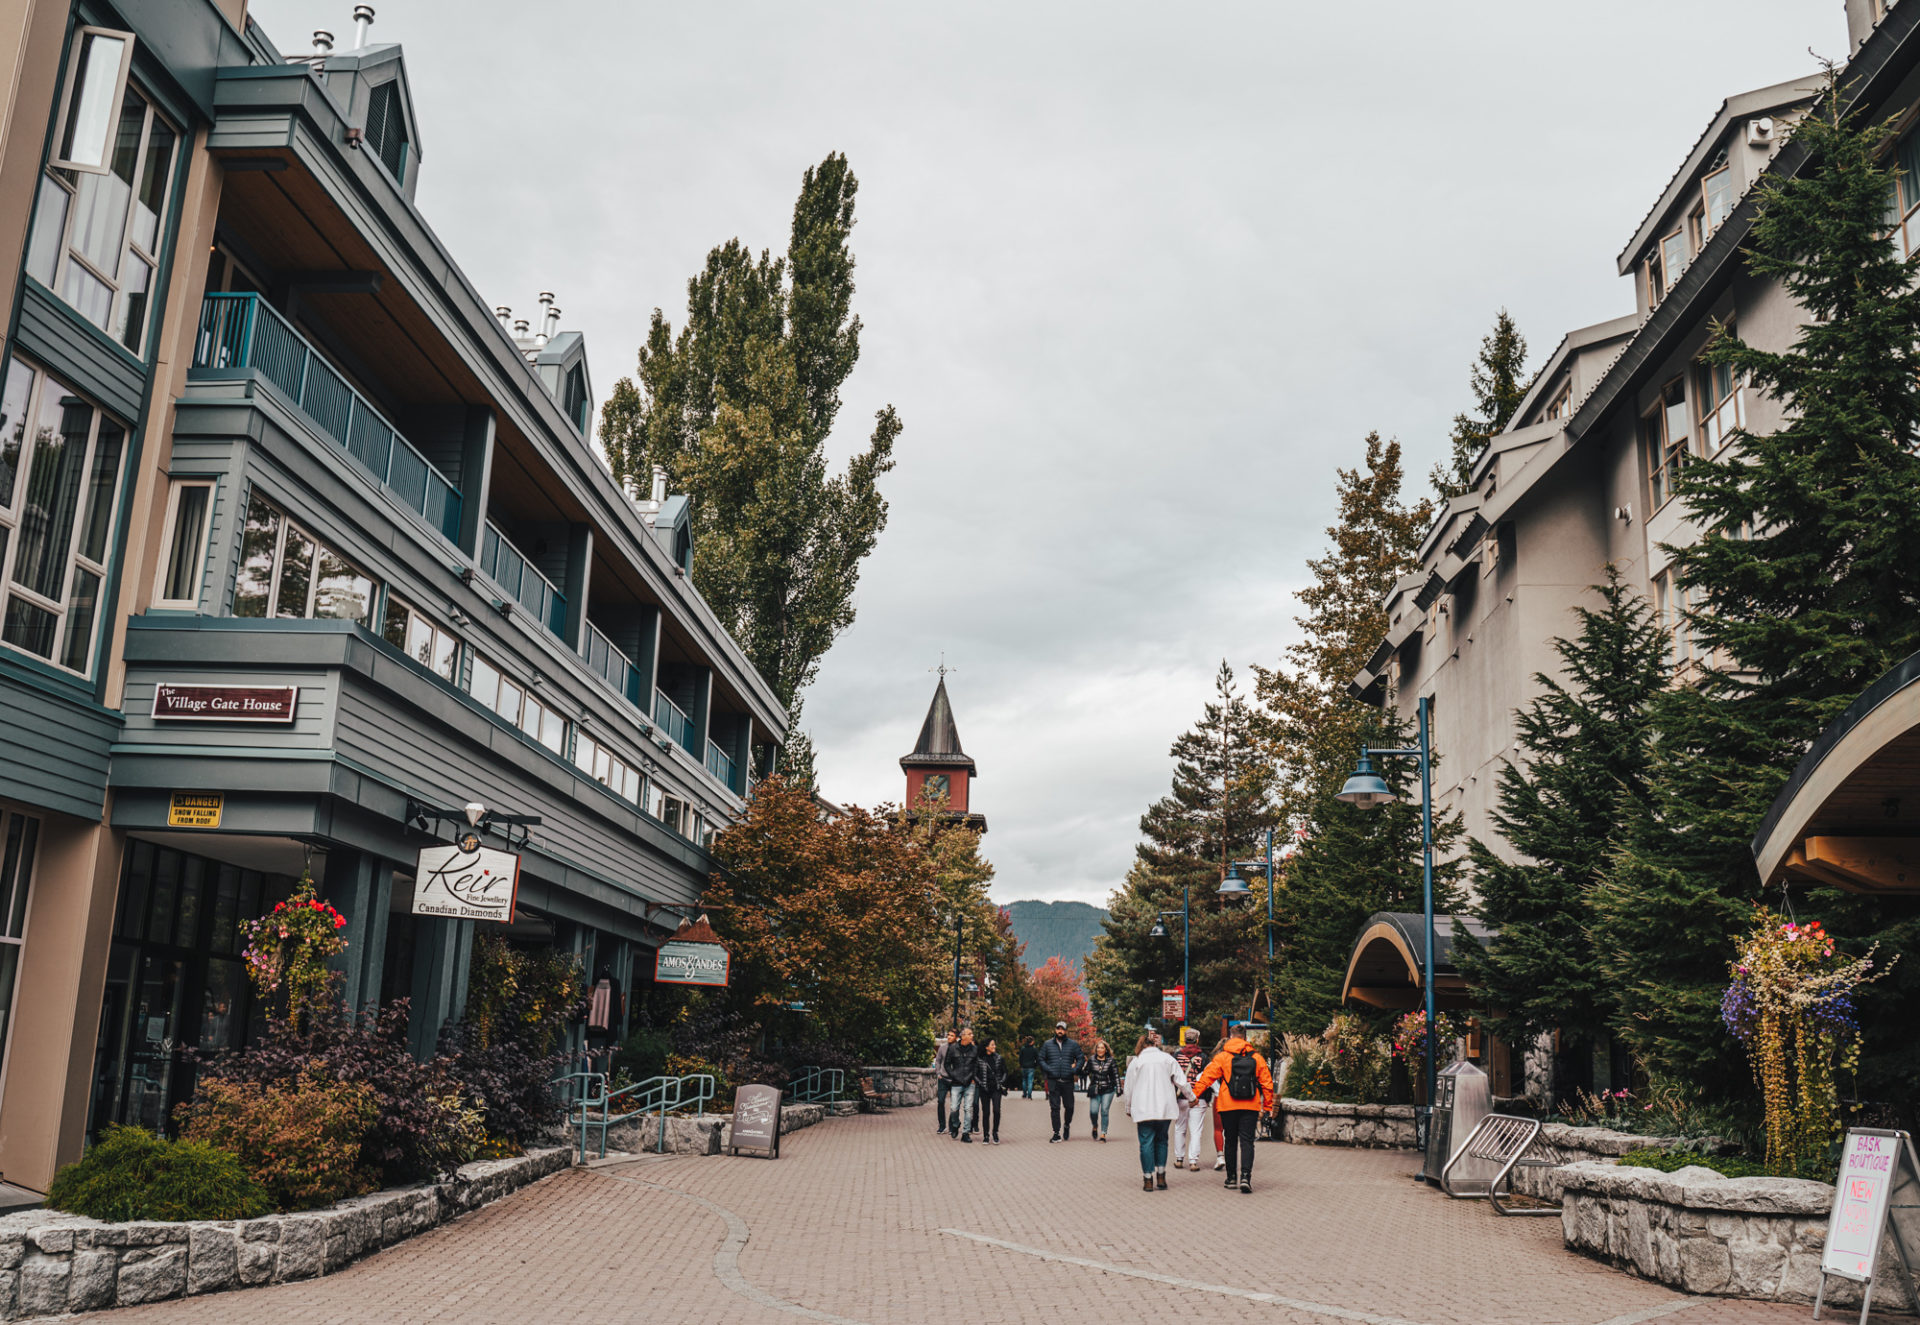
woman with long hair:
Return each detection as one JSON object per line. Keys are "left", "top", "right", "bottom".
{"left": 1085, "top": 1038, "right": 1120, "bottom": 1141}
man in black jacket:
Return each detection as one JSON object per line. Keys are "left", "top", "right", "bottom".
{"left": 1035, "top": 1020, "right": 1086, "bottom": 1141}
{"left": 944, "top": 1028, "right": 982, "bottom": 1142}
{"left": 1017, "top": 1036, "right": 1039, "bottom": 1098}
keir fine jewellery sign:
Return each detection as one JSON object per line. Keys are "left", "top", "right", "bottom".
{"left": 152, "top": 683, "right": 298, "bottom": 723}
{"left": 412, "top": 838, "right": 521, "bottom": 923}
{"left": 655, "top": 913, "right": 731, "bottom": 987}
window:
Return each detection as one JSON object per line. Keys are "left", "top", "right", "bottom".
{"left": 1695, "top": 354, "right": 1743, "bottom": 454}
{"left": 154, "top": 480, "right": 213, "bottom": 608}
{"left": 1890, "top": 129, "right": 1920, "bottom": 258}
{"left": 50, "top": 28, "right": 135, "bottom": 174}
{"left": 563, "top": 364, "right": 589, "bottom": 434}
{"left": 0, "top": 809, "right": 41, "bottom": 1097}
{"left": 0, "top": 358, "right": 127, "bottom": 674}
{"left": 1645, "top": 230, "right": 1688, "bottom": 309}
{"left": 1642, "top": 377, "right": 1690, "bottom": 510}
{"left": 468, "top": 653, "right": 566, "bottom": 754}
{"left": 1700, "top": 168, "right": 1735, "bottom": 240}
{"left": 924, "top": 772, "right": 951, "bottom": 802}
{"left": 661, "top": 794, "right": 686, "bottom": 836}
{"left": 29, "top": 73, "right": 178, "bottom": 357}
{"left": 230, "top": 492, "right": 377, "bottom": 627}
{"left": 380, "top": 594, "right": 458, "bottom": 681}
{"left": 1544, "top": 381, "right": 1572, "bottom": 421}
{"left": 574, "top": 730, "right": 643, "bottom": 803}
{"left": 364, "top": 80, "right": 409, "bottom": 185}
{"left": 644, "top": 781, "right": 665, "bottom": 821}
{"left": 1653, "top": 568, "right": 1704, "bottom": 672}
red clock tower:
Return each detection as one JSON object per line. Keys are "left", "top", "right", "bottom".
{"left": 902, "top": 675, "right": 986, "bottom": 832}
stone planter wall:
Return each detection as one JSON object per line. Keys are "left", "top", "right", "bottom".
{"left": 1278, "top": 1099, "right": 1417, "bottom": 1149}
{"left": 0, "top": 1147, "right": 570, "bottom": 1321}
{"left": 1559, "top": 1161, "right": 1911, "bottom": 1312}
{"left": 1505, "top": 1124, "right": 1695, "bottom": 1202}
{"left": 601, "top": 1101, "right": 830, "bottom": 1155}
{"left": 863, "top": 1066, "right": 937, "bottom": 1108}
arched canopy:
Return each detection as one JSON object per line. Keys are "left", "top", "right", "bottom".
{"left": 1340, "top": 911, "right": 1493, "bottom": 1012}
{"left": 1753, "top": 651, "right": 1920, "bottom": 893}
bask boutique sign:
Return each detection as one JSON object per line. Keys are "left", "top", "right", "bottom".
{"left": 412, "top": 832, "right": 521, "bottom": 923}
{"left": 655, "top": 914, "right": 730, "bottom": 987}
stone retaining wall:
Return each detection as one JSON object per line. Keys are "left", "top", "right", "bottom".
{"left": 1558, "top": 1161, "right": 1912, "bottom": 1312}
{"left": 1505, "top": 1124, "right": 1694, "bottom": 1202}
{"left": 863, "top": 1066, "right": 937, "bottom": 1108}
{"left": 0, "top": 1147, "right": 570, "bottom": 1320}
{"left": 603, "top": 1101, "right": 830, "bottom": 1155}
{"left": 1278, "top": 1099, "right": 1417, "bottom": 1149}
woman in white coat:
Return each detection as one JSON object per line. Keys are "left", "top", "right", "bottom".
{"left": 1124, "top": 1029, "right": 1193, "bottom": 1192}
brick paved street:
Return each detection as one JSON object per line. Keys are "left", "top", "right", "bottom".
{"left": 91, "top": 1099, "right": 1862, "bottom": 1325}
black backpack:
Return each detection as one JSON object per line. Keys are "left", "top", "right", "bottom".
{"left": 1227, "top": 1048, "right": 1259, "bottom": 1102}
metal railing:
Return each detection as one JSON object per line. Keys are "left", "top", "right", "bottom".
{"left": 705, "top": 738, "right": 738, "bottom": 792}
{"left": 653, "top": 690, "right": 696, "bottom": 754}
{"left": 584, "top": 620, "right": 642, "bottom": 705}
{"left": 783, "top": 1066, "right": 844, "bottom": 1104}
{"left": 481, "top": 521, "right": 567, "bottom": 638}
{"left": 193, "top": 293, "right": 462, "bottom": 545}
{"left": 564, "top": 1071, "right": 717, "bottom": 1161}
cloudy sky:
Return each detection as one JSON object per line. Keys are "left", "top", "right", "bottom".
{"left": 254, "top": 0, "right": 1837, "bottom": 906}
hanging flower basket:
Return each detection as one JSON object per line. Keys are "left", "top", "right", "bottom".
{"left": 240, "top": 874, "right": 348, "bottom": 1032}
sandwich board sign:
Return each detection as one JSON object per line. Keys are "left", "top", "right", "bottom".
{"left": 1814, "top": 1128, "right": 1920, "bottom": 1322}
{"left": 730, "top": 1084, "right": 781, "bottom": 1159}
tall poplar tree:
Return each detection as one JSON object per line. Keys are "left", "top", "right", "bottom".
{"left": 600, "top": 153, "right": 900, "bottom": 723}
{"left": 1597, "top": 77, "right": 1920, "bottom": 1099}
{"left": 1432, "top": 310, "right": 1530, "bottom": 499}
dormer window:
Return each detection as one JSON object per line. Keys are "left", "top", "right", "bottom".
{"left": 674, "top": 521, "right": 692, "bottom": 572}
{"left": 1691, "top": 166, "right": 1735, "bottom": 250}
{"left": 563, "top": 363, "right": 588, "bottom": 433}
{"left": 364, "top": 80, "right": 409, "bottom": 185}
{"left": 1646, "top": 230, "right": 1688, "bottom": 308}
{"left": 1544, "top": 381, "right": 1573, "bottom": 421}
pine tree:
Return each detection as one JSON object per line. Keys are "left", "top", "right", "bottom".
{"left": 1432, "top": 310, "right": 1530, "bottom": 499}
{"left": 1455, "top": 568, "right": 1666, "bottom": 1055}
{"left": 1597, "top": 76, "right": 1920, "bottom": 1099}
{"left": 599, "top": 153, "right": 900, "bottom": 722}
{"left": 1085, "top": 664, "right": 1277, "bottom": 1034}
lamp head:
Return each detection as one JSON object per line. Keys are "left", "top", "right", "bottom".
{"left": 1148, "top": 920, "right": 1167, "bottom": 940}
{"left": 1336, "top": 753, "right": 1395, "bottom": 808}
{"left": 1217, "top": 865, "right": 1251, "bottom": 899}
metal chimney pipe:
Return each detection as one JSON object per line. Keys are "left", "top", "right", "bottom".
{"left": 312, "top": 30, "right": 335, "bottom": 56}
{"left": 352, "top": 5, "right": 375, "bottom": 48}
{"left": 651, "top": 464, "right": 668, "bottom": 503}
{"left": 513, "top": 319, "right": 530, "bottom": 339}
{"left": 494, "top": 306, "right": 512, "bottom": 328}
{"left": 543, "top": 305, "right": 562, "bottom": 342}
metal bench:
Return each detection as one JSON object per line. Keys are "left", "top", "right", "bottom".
{"left": 1441, "top": 1113, "right": 1561, "bottom": 1216}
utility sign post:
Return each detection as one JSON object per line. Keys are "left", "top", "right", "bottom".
{"left": 1815, "top": 1128, "right": 1920, "bottom": 1323}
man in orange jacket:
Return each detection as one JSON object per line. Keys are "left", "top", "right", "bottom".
{"left": 1191, "top": 1022, "right": 1275, "bottom": 1193}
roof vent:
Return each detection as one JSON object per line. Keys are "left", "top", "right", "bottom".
{"left": 352, "top": 4, "right": 375, "bottom": 49}
{"left": 513, "top": 318, "right": 529, "bottom": 339}
{"left": 311, "top": 29, "right": 335, "bottom": 57}
{"left": 535, "top": 292, "right": 555, "bottom": 348}
{"left": 1747, "top": 117, "right": 1775, "bottom": 148}
{"left": 494, "top": 305, "right": 512, "bottom": 328}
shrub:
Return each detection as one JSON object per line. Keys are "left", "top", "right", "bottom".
{"left": 439, "top": 1018, "right": 569, "bottom": 1145}
{"left": 663, "top": 1053, "right": 732, "bottom": 1107}
{"left": 1617, "top": 1148, "right": 1779, "bottom": 1181}
{"left": 1281, "top": 1033, "right": 1349, "bottom": 1103}
{"left": 464, "top": 934, "right": 582, "bottom": 1052}
{"left": 47, "top": 1126, "right": 268, "bottom": 1222}
{"left": 612, "top": 1027, "right": 672, "bottom": 1086}
{"left": 178, "top": 1069, "right": 379, "bottom": 1210}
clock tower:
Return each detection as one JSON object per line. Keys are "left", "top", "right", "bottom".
{"left": 902, "top": 674, "right": 986, "bottom": 832}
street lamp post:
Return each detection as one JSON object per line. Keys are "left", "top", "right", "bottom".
{"left": 1337, "top": 694, "right": 1439, "bottom": 1118}
{"left": 1147, "top": 884, "right": 1190, "bottom": 1029}
{"left": 951, "top": 912, "right": 965, "bottom": 1031}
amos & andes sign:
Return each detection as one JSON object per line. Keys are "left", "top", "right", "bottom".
{"left": 152, "top": 683, "right": 298, "bottom": 724}
{"left": 654, "top": 914, "right": 731, "bottom": 987}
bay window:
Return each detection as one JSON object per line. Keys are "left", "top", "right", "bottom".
{"left": 231, "top": 492, "right": 377, "bottom": 627}
{"left": 380, "top": 594, "right": 459, "bottom": 681}
{"left": 0, "top": 358, "right": 127, "bottom": 675}
{"left": 468, "top": 653, "right": 566, "bottom": 754}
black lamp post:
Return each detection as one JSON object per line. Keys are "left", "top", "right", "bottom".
{"left": 1147, "top": 884, "right": 1189, "bottom": 1028}
{"left": 1338, "top": 694, "right": 1438, "bottom": 1113}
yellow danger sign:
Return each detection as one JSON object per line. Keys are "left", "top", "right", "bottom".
{"left": 168, "top": 793, "right": 223, "bottom": 829}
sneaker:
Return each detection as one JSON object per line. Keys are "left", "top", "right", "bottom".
{"left": 1049, "top": 1135, "right": 1060, "bottom": 1143}
{"left": 961, "top": 1134, "right": 972, "bottom": 1143}
{"left": 1239, "top": 1178, "right": 1252, "bottom": 1194}
{"left": 1213, "top": 1157, "right": 1226, "bottom": 1171}
{"left": 1171, "top": 1157, "right": 1184, "bottom": 1170}
{"left": 1063, "top": 1129, "right": 1071, "bottom": 1141}
{"left": 1155, "top": 1171, "right": 1168, "bottom": 1190}
{"left": 1098, "top": 1135, "right": 1107, "bottom": 1143}
{"left": 1224, "top": 1174, "right": 1237, "bottom": 1189}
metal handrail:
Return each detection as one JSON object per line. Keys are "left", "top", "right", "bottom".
{"left": 192, "top": 293, "right": 462, "bottom": 545}
{"left": 570, "top": 1072, "right": 716, "bottom": 1160}
{"left": 653, "top": 690, "right": 696, "bottom": 753}
{"left": 549, "top": 1067, "right": 607, "bottom": 1164}
{"left": 481, "top": 521, "right": 568, "bottom": 638}
{"left": 783, "top": 1066, "right": 844, "bottom": 1103}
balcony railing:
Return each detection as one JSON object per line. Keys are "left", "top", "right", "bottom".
{"left": 653, "top": 690, "right": 696, "bottom": 754}
{"left": 481, "top": 522, "right": 567, "bottom": 638}
{"left": 705, "top": 739, "right": 738, "bottom": 793}
{"left": 584, "top": 620, "right": 642, "bottom": 705}
{"left": 193, "top": 293, "right": 462, "bottom": 545}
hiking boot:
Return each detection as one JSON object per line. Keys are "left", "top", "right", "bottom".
{"left": 1239, "top": 1178, "right": 1252, "bottom": 1194}
{"left": 1155, "top": 1171, "right": 1168, "bottom": 1190}
{"left": 1143, "top": 1176, "right": 1154, "bottom": 1192}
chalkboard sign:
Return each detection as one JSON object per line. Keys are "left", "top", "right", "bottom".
{"left": 730, "top": 1084, "right": 782, "bottom": 1159}
{"left": 1814, "top": 1128, "right": 1920, "bottom": 1322}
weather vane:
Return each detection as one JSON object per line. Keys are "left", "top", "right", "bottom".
{"left": 930, "top": 653, "right": 956, "bottom": 680}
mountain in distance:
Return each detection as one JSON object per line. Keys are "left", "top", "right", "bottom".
{"left": 1003, "top": 899, "right": 1110, "bottom": 973}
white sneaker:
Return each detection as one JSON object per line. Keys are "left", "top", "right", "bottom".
{"left": 1213, "top": 1157, "right": 1226, "bottom": 1171}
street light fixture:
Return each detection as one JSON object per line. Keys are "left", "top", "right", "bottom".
{"left": 1217, "top": 864, "right": 1251, "bottom": 898}
{"left": 1337, "top": 694, "right": 1440, "bottom": 1128}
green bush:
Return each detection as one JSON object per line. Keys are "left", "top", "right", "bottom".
{"left": 178, "top": 1069, "right": 379, "bottom": 1210}
{"left": 1617, "top": 1148, "right": 1777, "bottom": 1180}
{"left": 47, "top": 1126, "right": 268, "bottom": 1222}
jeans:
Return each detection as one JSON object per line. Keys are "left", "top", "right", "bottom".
{"left": 980, "top": 1091, "right": 1001, "bottom": 1139}
{"left": 948, "top": 1081, "right": 978, "bottom": 1136}
{"left": 1221, "top": 1109, "right": 1258, "bottom": 1179}
{"left": 1088, "top": 1091, "right": 1114, "bottom": 1134}
{"left": 1022, "top": 1068, "right": 1034, "bottom": 1097}
{"left": 1173, "top": 1097, "right": 1209, "bottom": 1165}
{"left": 1046, "top": 1077, "right": 1076, "bottom": 1135}
{"left": 1136, "top": 1119, "right": 1171, "bottom": 1174}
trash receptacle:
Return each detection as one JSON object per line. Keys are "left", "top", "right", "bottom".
{"left": 1422, "top": 1059, "right": 1490, "bottom": 1184}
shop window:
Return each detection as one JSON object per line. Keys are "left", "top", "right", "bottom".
{"left": 0, "top": 357, "right": 127, "bottom": 675}
{"left": 1642, "top": 376, "right": 1690, "bottom": 511}
{"left": 380, "top": 593, "right": 459, "bottom": 681}
{"left": 154, "top": 479, "right": 213, "bottom": 608}
{"left": 0, "top": 810, "right": 42, "bottom": 1095}
{"left": 574, "top": 730, "right": 643, "bottom": 803}
{"left": 468, "top": 652, "right": 566, "bottom": 754}
{"left": 30, "top": 51, "right": 178, "bottom": 357}
{"left": 230, "top": 491, "right": 377, "bottom": 628}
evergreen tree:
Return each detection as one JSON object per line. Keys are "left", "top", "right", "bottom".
{"left": 1597, "top": 77, "right": 1920, "bottom": 1098}
{"left": 1085, "top": 664, "right": 1277, "bottom": 1034}
{"left": 1432, "top": 310, "right": 1530, "bottom": 499}
{"left": 1455, "top": 568, "right": 1666, "bottom": 1055}
{"left": 600, "top": 153, "right": 900, "bottom": 724}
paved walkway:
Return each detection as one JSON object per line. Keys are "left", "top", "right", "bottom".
{"left": 94, "top": 1097, "right": 1858, "bottom": 1325}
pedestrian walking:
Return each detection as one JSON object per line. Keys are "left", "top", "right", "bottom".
{"left": 944, "top": 1027, "right": 982, "bottom": 1142}
{"left": 1018, "top": 1036, "right": 1039, "bottom": 1098}
{"left": 1036, "top": 1020, "right": 1086, "bottom": 1142}
{"left": 1084, "top": 1039, "right": 1119, "bottom": 1142}
{"left": 1170, "top": 1026, "right": 1210, "bottom": 1172}
{"left": 1191, "top": 1021, "right": 1276, "bottom": 1193}
{"left": 976, "top": 1037, "right": 1007, "bottom": 1143}
{"left": 933, "top": 1029, "right": 958, "bottom": 1135}
{"left": 1123, "top": 1027, "right": 1191, "bottom": 1191}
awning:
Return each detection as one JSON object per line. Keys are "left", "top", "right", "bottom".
{"left": 1340, "top": 911, "right": 1494, "bottom": 1012}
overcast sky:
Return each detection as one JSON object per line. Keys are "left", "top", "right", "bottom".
{"left": 253, "top": 0, "right": 1838, "bottom": 906}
